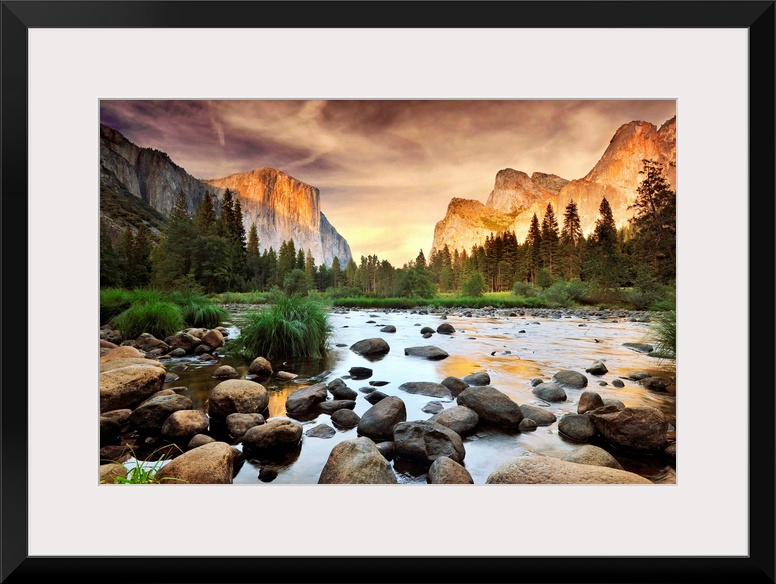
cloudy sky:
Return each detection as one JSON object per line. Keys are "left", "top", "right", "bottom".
{"left": 100, "top": 99, "right": 675, "bottom": 266}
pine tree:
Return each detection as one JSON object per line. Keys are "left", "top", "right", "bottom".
{"left": 276, "top": 239, "right": 299, "bottom": 286}
{"left": 218, "top": 189, "right": 235, "bottom": 237}
{"left": 296, "top": 248, "right": 306, "bottom": 271}
{"left": 331, "top": 256, "right": 342, "bottom": 289}
{"left": 305, "top": 249, "right": 316, "bottom": 279}
{"left": 151, "top": 191, "right": 198, "bottom": 290}
{"left": 586, "top": 196, "right": 624, "bottom": 287}
{"left": 246, "top": 222, "right": 261, "bottom": 286}
{"left": 560, "top": 200, "right": 583, "bottom": 280}
{"left": 525, "top": 213, "right": 542, "bottom": 285}
{"left": 628, "top": 159, "right": 676, "bottom": 283}
{"left": 131, "top": 223, "right": 153, "bottom": 287}
{"left": 540, "top": 203, "right": 560, "bottom": 277}
{"left": 415, "top": 249, "right": 427, "bottom": 270}
{"left": 194, "top": 192, "right": 216, "bottom": 236}
{"left": 100, "top": 219, "right": 120, "bottom": 287}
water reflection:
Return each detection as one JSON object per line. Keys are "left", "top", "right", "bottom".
{"left": 159, "top": 305, "right": 676, "bottom": 485}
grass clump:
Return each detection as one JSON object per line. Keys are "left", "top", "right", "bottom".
{"left": 108, "top": 446, "right": 184, "bottom": 484}
{"left": 229, "top": 290, "right": 332, "bottom": 360}
{"left": 650, "top": 304, "right": 676, "bottom": 359}
{"left": 110, "top": 300, "right": 185, "bottom": 340}
{"left": 181, "top": 300, "right": 230, "bottom": 329}
{"left": 100, "top": 288, "right": 133, "bottom": 325}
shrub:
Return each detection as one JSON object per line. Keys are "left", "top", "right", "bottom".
{"left": 461, "top": 272, "right": 486, "bottom": 298}
{"left": 229, "top": 291, "right": 332, "bottom": 360}
{"left": 512, "top": 281, "right": 538, "bottom": 298}
{"left": 283, "top": 268, "right": 313, "bottom": 296}
{"left": 110, "top": 300, "right": 185, "bottom": 339}
{"left": 539, "top": 280, "right": 574, "bottom": 307}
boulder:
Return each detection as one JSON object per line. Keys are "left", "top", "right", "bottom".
{"left": 160, "top": 410, "right": 209, "bottom": 443}
{"left": 398, "top": 381, "right": 452, "bottom": 399}
{"left": 208, "top": 379, "right": 269, "bottom": 419}
{"left": 519, "top": 404, "right": 557, "bottom": 426}
{"left": 318, "top": 437, "right": 398, "bottom": 484}
{"left": 427, "top": 457, "right": 474, "bottom": 484}
{"left": 242, "top": 418, "right": 303, "bottom": 452}
{"left": 129, "top": 394, "right": 194, "bottom": 434}
{"left": 577, "top": 391, "right": 605, "bottom": 414}
{"left": 226, "top": 413, "right": 265, "bottom": 441}
{"left": 462, "top": 372, "right": 490, "bottom": 386}
{"left": 393, "top": 421, "right": 465, "bottom": 466}
{"left": 100, "top": 364, "right": 167, "bottom": 412}
{"left": 403, "top": 346, "right": 449, "bottom": 360}
{"left": 99, "top": 346, "right": 145, "bottom": 363}
{"left": 486, "top": 455, "right": 652, "bottom": 484}
{"left": 585, "top": 360, "right": 608, "bottom": 375}
{"left": 201, "top": 329, "right": 224, "bottom": 349}
{"left": 440, "top": 376, "right": 468, "bottom": 398}
{"left": 562, "top": 444, "right": 624, "bottom": 470}
{"left": 167, "top": 332, "right": 202, "bottom": 354}
{"left": 248, "top": 356, "right": 273, "bottom": 376}
{"left": 457, "top": 386, "right": 523, "bottom": 428}
{"left": 99, "top": 463, "right": 128, "bottom": 484}
{"left": 552, "top": 370, "right": 588, "bottom": 389}
{"left": 305, "top": 423, "right": 336, "bottom": 438}
{"left": 331, "top": 409, "right": 360, "bottom": 429}
{"left": 156, "top": 442, "right": 234, "bottom": 484}
{"left": 285, "top": 384, "right": 329, "bottom": 415}
{"left": 187, "top": 434, "right": 216, "bottom": 450}
{"left": 558, "top": 414, "right": 597, "bottom": 442}
{"left": 436, "top": 323, "right": 455, "bottom": 334}
{"left": 532, "top": 381, "right": 567, "bottom": 402}
{"left": 429, "top": 406, "right": 479, "bottom": 436}
{"left": 134, "top": 333, "right": 170, "bottom": 353}
{"left": 588, "top": 406, "right": 669, "bottom": 453}
{"left": 357, "top": 396, "right": 407, "bottom": 441}
{"left": 350, "top": 338, "right": 390, "bottom": 357}
{"left": 212, "top": 365, "right": 239, "bottom": 380}
{"left": 318, "top": 400, "right": 357, "bottom": 414}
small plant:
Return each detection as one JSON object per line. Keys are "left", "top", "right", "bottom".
{"left": 108, "top": 445, "right": 185, "bottom": 484}
{"left": 229, "top": 290, "right": 332, "bottom": 360}
{"left": 651, "top": 305, "right": 676, "bottom": 359}
{"left": 181, "top": 300, "right": 230, "bottom": 329}
{"left": 110, "top": 299, "right": 185, "bottom": 339}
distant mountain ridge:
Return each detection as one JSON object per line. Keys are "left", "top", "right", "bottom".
{"left": 430, "top": 116, "right": 676, "bottom": 256}
{"left": 99, "top": 124, "right": 352, "bottom": 267}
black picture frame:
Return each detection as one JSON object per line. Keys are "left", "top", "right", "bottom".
{"left": 2, "top": 1, "right": 774, "bottom": 583}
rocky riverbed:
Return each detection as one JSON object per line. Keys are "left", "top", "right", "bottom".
{"left": 99, "top": 305, "right": 677, "bottom": 485}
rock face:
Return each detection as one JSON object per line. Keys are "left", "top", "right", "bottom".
{"left": 100, "top": 124, "right": 351, "bottom": 267}
{"left": 429, "top": 116, "right": 676, "bottom": 255}
{"left": 485, "top": 168, "right": 556, "bottom": 215}
{"left": 204, "top": 167, "right": 351, "bottom": 267}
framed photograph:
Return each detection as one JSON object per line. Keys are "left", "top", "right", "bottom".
{"left": 4, "top": 1, "right": 773, "bottom": 582}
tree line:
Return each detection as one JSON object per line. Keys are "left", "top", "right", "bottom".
{"left": 101, "top": 159, "right": 675, "bottom": 298}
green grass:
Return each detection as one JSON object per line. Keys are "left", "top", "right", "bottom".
{"left": 329, "top": 292, "right": 542, "bottom": 310}
{"left": 650, "top": 305, "right": 676, "bottom": 359}
{"left": 228, "top": 291, "right": 332, "bottom": 360}
{"left": 108, "top": 446, "right": 184, "bottom": 484}
{"left": 109, "top": 299, "right": 185, "bottom": 339}
{"left": 180, "top": 300, "right": 230, "bottom": 329}
{"left": 100, "top": 288, "right": 134, "bottom": 325}
{"left": 206, "top": 291, "right": 270, "bottom": 305}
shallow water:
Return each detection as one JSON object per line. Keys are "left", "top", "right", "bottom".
{"left": 157, "top": 306, "right": 677, "bottom": 485}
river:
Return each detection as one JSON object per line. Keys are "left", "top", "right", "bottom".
{"left": 157, "top": 305, "right": 677, "bottom": 485}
